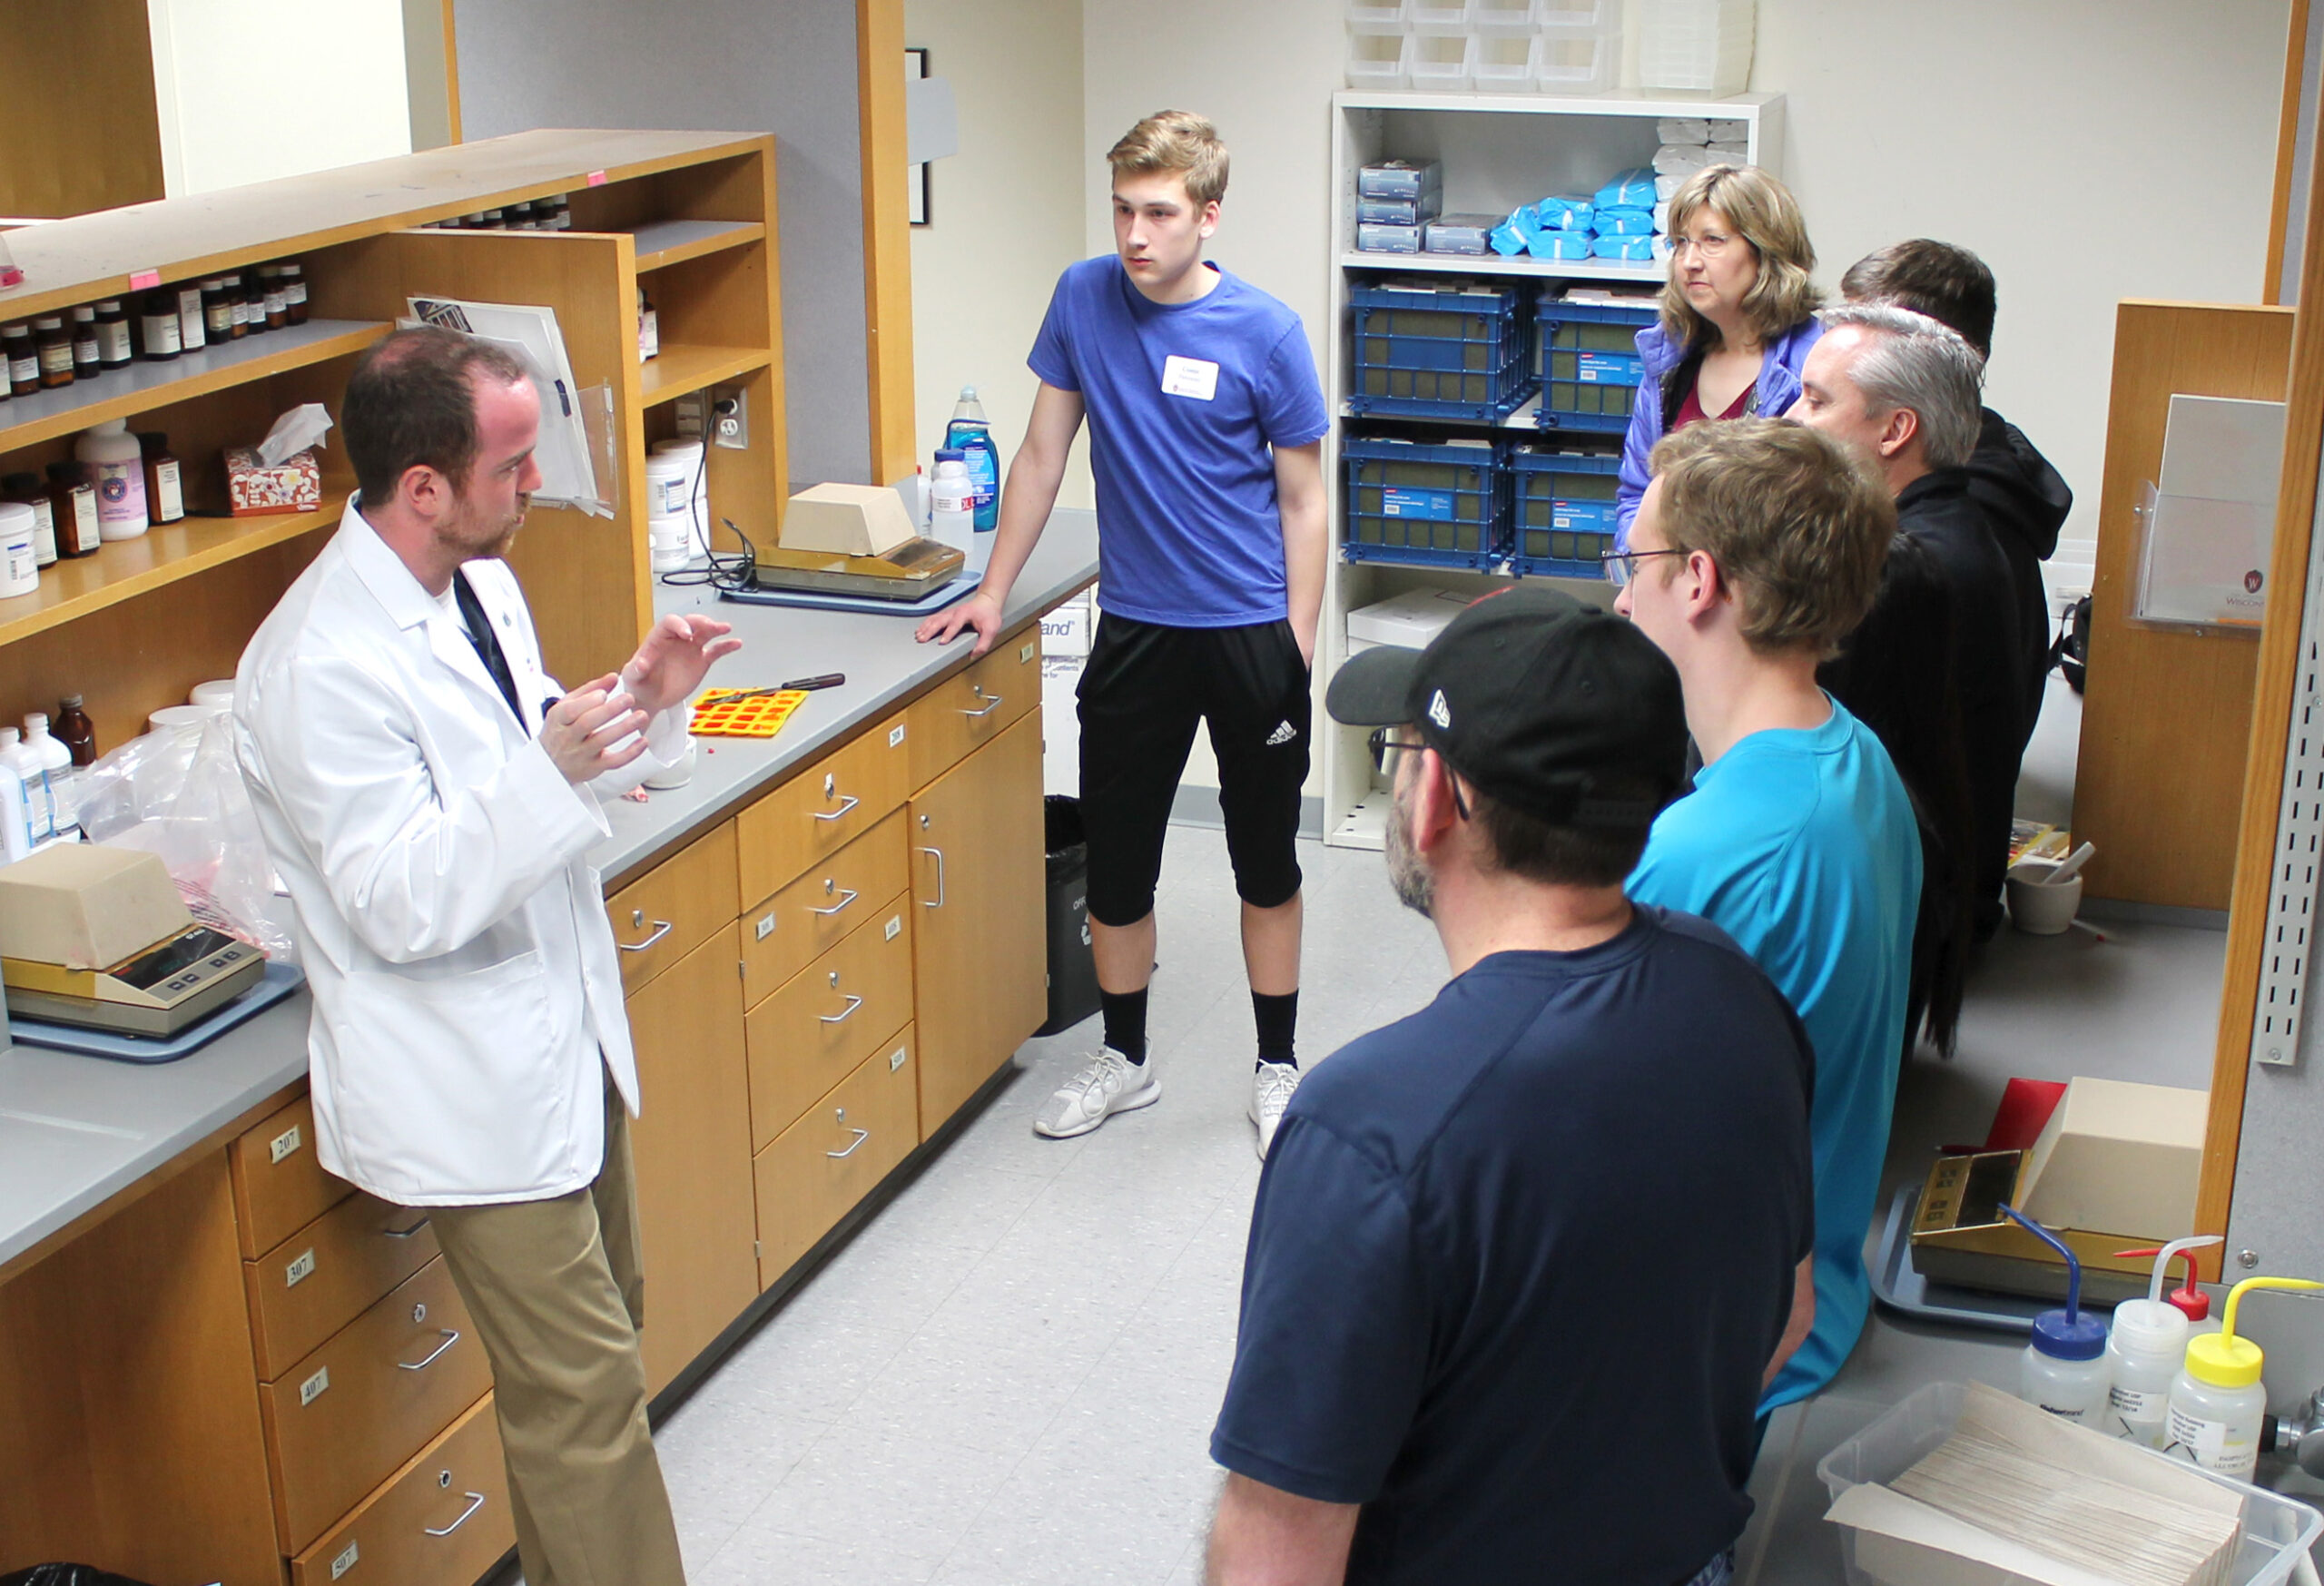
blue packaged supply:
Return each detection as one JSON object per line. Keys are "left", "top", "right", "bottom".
{"left": 1593, "top": 167, "right": 1658, "bottom": 210}
{"left": 1356, "top": 221, "right": 1422, "bottom": 254}
{"left": 1533, "top": 195, "right": 1595, "bottom": 232}
{"left": 1357, "top": 159, "right": 1443, "bottom": 200}
{"left": 1593, "top": 207, "right": 1656, "bottom": 236}
{"left": 1423, "top": 214, "right": 1496, "bottom": 255}
{"left": 1591, "top": 232, "right": 1656, "bottom": 261}
{"left": 1358, "top": 191, "right": 1444, "bottom": 225}
{"left": 1528, "top": 229, "right": 1592, "bottom": 261}
{"left": 1490, "top": 213, "right": 1530, "bottom": 256}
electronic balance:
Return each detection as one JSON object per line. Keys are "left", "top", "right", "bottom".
{"left": 0, "top": 844, "right": 266, "bottom": 1037}
{"left": 749, "top": 482, "right": 964, "bottom": 602}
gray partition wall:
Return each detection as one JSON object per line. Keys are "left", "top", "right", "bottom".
{"left": 454, "top": 0, "right": 872, "bottom": 491}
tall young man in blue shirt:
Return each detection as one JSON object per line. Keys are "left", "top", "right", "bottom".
{"left": 1614, "top": 419, "right": 1922, "bottom": 1414}
{"left": 919, "top": 112, "right": 1330, "bottom": 1158}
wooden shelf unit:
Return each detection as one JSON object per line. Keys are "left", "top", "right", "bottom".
{"left": 0, "top": 128, "right": 783, "bottom": 749}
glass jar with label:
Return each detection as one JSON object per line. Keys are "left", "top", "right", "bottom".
{"left": 3, "top": 322, "right": 36, "bottom": 396}
{"left": 44, "top": 463, "right": 102, "bottom": 558}
{"left": 92, "top": 300, "right": 133, "bottom": 368}
{"left": 33, "top": 316, "right": 74, "bottom": 387}
{"left": 240, "top": 273, "right": 268, "bottom": 335}
{"left": 202, "top": 279, "right": 235, "bottom": 343}
{"left": 177, "top": 281, "right": 207, "bottom": 351}
{"left": 222, "top": 273, "right": 249, "bottom": 339}
{"left": 70, "top": 306, "right": 100, "bottom": 379}
{"left": 138, "top": 433, "right": 184, "bottom": 525}
{"left": 281, "top": 262, "right": 309, "bottom": 324}
{"left": 259, "top": 266, "right": 288, "bottom": 330}
{"left": 136, "top": 290, "right": 182, "bottom": 361}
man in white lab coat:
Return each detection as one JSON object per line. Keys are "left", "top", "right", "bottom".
{"left": 234, "top": 326, "right": 737, "bottom": 1586}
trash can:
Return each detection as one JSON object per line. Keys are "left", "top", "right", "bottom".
{"left": 1035, "top": 794, "right": 1102, "bottom": 1037}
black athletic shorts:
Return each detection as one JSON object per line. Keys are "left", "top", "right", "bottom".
{"left": 1076, "top": 612, "right": 1310, "bottom": 926}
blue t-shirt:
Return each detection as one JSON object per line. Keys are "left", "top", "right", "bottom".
{"left": 1211, "top": 911, "right": 1815, "bottom": 1585}
{"left": 1028, "top": 255, "right": 1329, "bottom": 627}
{"left": 1628, "top": 698, "right": 1921, "bottom": 1412}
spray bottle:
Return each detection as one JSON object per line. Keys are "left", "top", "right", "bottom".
{"left": 944, "top": 386, "right": 1000, "bottom": 531}
{"left": 2166, "top": 1275, "right": 2324, "bottom": 1481}
{"left": 2001, "top": 1205, "right": 2111, "bottom": 1423}
{"left": 2104, "top": 1236, "right": 2222, "bottom": 1447}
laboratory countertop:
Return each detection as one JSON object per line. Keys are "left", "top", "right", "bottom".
{"left": 0, "top": 511, "right": 1099, "bottom": 1278}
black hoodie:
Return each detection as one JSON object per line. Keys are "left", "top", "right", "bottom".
{"left": 1963, "top": 407, "right": 2073, "bottom": 731}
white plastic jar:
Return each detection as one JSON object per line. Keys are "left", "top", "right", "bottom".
{"left": 2106, "top": 1298, "right": 2190, "bottom": 1447}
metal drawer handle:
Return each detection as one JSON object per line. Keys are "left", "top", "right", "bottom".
{"left": 425, "top": 1491, "right": 487, "bottom": 1537}
{"left": 920, "top": 846, "right": 946, "bottom": 908}
{"left": 618, "top": 920, "right": 674, "bottom": 953}
{"left": 813, "top": 793, "right": 862, "bottom": 823}
{"left": 960, "top": 692, "right": 1004, "bottom": 718}
{"left": 820, "top": 993, "right": 864, "bottom": 1025}
{"left": 383, "top": 1214, "right": 430, "bottom": 1239}
{"left": 827, "top": 1126, "right": 871, "bottom": 1159}
{"left": 809, "top": 887, "right": 860, "bottom": 917}
{"left": 398, "top": 1328, "right": 460, "bottom": 1371}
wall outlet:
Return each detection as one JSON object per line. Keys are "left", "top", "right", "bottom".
{"left": 673, "top": 389, "right": 708, "bottom": 440}
{"left": 711, "top": 386, "right": 749, "bottom": 450}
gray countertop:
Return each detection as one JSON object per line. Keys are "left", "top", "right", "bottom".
{"left": 0, "top": 511, "right": 1098, "bottom": 1276}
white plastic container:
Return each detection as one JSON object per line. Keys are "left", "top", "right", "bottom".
{"left": 1536, "top": 23, "right": 1620, "bottom": 93}
{"left": 0, "top": 763, "right": 31, "bottom": 862}
{"left": 75, "top": 419, "right": 149, "bottom": 541}
{"left": 644, "top": 449, "right": 694, "bottom": 523}
{"left": 1344, "top": 0, "right": 1408, "bottom": 33}
{"left": 1637, "top": 0, "right": 1755, "bottom": 94}
{"left": 21, "top": 714, "right": 75, "bottom": 840}
{"left": 929, "top": 449, "right": 975, "bottom": 553}
{"left": 2107, "top": 1236, "right": 2221, "bottom": 1448}
{"left": 1345, "top": 30, "right": 1411, "bottom": 88}
{"left": 2021, "top": 1343, "right": 2110, "bottom": 1424}
{"left": 2167, "top": 1275, "right": 2324, "bottom": 1483}
{"left": 1471, "top": 34, "right": 1537, "bottom": 93}
{"left": 1409, "top": 0, "right": 1472, "bottom": 34}
{"left": 0, "top": 726, "right": 46, "bottom": 843}
{"left": 0, "top": 500, "right": 35, "bottom": 598}
{"left": 1470, "top": 0, "right": 1536, "bottom": 33}
{"left": 189, "top": 679, "right": 236, "bottom": 709}
{"left": 1407, "top": 32, "right": 1474, "bottom": 92}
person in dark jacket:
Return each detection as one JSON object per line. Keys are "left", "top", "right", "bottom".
{"left": 1797, "top": 302, "right": 2027, "bottom": 940}
{"left": 1840, "top": 240, "right": 2073, "bottom": 733}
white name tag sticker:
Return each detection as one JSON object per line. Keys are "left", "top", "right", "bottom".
{"left": 1161, "top": 355, "right": 1218, "bottom": 401}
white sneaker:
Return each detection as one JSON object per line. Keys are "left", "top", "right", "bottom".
{"left": 1033, "top": 1046, "right": 1160, "bottom": 1138}
{"left": 1250, "top": 1062, "right": 1301, "bottom": 1160}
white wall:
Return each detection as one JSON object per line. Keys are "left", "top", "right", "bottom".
{"left": 906, "top": 0, "right": 1093, "bottom": 509}
{"left": 147, "top": 0, "right": 413, "bottom": 195}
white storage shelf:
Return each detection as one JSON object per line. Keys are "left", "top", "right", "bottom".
{"left": 1318, "top": 88, "right": 1783, "bottom": 849}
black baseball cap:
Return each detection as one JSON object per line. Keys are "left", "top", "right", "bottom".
{"left": 1324, "top": 585, "right": 1689, "bottom": 830}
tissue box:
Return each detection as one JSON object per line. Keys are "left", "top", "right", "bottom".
{"left": 226, "top": 447, "right": 322, "bottom": 517}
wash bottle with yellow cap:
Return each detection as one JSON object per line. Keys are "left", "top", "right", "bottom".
{"left": 2164, "top": 1274, "right": 2324, "bottom": 1481}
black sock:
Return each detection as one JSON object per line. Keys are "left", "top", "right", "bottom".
{"left": 1254, "top": 990, "right": 1298, "bottom": 1070}
{"left": 1101, "top": 986, "right": 1149, "bottom": 1064}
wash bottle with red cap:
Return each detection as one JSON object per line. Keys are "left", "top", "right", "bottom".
{"left": 2104, "top": 1235, "right": 2221, "bottom": 1447}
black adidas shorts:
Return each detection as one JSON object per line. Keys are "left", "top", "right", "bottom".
{"left": 1077, "top": 612, "right": 1310, "bottom": 926}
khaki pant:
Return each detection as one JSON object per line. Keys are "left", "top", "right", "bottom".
{"left": 426, "top": 1079, "right": 685, "bottom": 1586}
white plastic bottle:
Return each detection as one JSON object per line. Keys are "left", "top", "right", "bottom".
{"left": 2106, "top": 1236, "right": 2222, "bottom": 1447}
{"left": 2166, "top": 1275, "right": 2324, "bottom": 1481}
{"left": 75, "top": 419, "right": 149, "bottom": 540}
{"left": 22, "top": 713, "right": 76, "bottom": 841}
{"left": 929, "top": 448, "right": 975, "bottom": 552}
{"left": 0, "top": 762, "right": 31, "bottom": 862}
{"left": 0, "top": 725, "right": 47, "bottom": 842}
{"left": 2004, "top": 1204, "right": 2112, "bottom": 1423}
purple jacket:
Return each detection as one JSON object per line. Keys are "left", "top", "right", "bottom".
{"left": 1614, "top": 317, "right": 1825, "bottom": 549}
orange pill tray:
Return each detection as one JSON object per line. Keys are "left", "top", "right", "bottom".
{"left": 689, "top": 688, "right": 808, "bottom": 738}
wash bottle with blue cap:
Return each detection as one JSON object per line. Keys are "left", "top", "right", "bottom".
{"left": 2104, "top": 1236, "right": 2221, "bottom": 1447}
{"left": 2002, "top": 1205, "right": 2111, "bottom": 1423}
{"left": 2166, "top": 1274, "right": 2324, "bottom": 1481}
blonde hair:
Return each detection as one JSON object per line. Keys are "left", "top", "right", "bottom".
{"left": 1108, "top": 110, "right": 1229, "bottom": 208}
{"left": 1648, "top": 418, "right": 1894, "bottom": 658}
{"left": 1659, "top": 165, "right": 1821, "bottom": 351}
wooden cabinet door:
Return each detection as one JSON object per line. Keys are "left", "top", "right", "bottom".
{"left": 908, "top": 709, "right": 1046, "bottom": 1135}
{"left": 625, "top": 921, "right": 757, "bottom": 1396}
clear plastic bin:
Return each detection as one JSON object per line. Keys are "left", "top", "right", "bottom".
{"left": 1539, "top": 0, "right": 1620, "bottom": 25}
{"left": 1537, "top": 24, "right": 1619, "bottom": 93}
{"left": 1472, "top": 33, "right": 1537, "bottom": 92}
{"left": 1346, "top": 30, "right": 1412, "bottom": 88}
{"left": 1637, "top": 0, "right": 1754, "bottom": 94}
{"left": 1345, "top": 0, "right": 1410, "bottom": 34}
{"left": 1408, "top": 32, "right": 1475, "bottom": 91}
{"left": 1817, "top": 1382, "right": 2324, "bottom": 1586}
{"left": 1410, "top": 0, "right": 1473, "bottom": 34}
{"left": 1471, "top": 0, "right": 1538, "bottom": 33}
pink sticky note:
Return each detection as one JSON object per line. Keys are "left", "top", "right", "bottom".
{"left": 586, "top": 170, "right": 609, "bottom": 187}
{"left": 128, "top": 268, "right": 162, "bottom": 291}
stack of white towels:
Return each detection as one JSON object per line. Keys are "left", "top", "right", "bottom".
{"left": 1649, "top": 116, "right": 1748, "bottom": 252}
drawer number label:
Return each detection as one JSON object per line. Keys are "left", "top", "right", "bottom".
{"left": 889, "top": 724, "right": 906, "bottom": 748}
{"left": 330, "top": 1541, "right": 359, "bottom": 1580}
{"left": 1019, "top": 640, "right": 1036, "bottom": 663}
{"left": 300, "top": 1365, "right": 330, "bottom": 1406}
{"left": 890, "top": 1047, "right": 907, "bottom": 1072}
{"left": 754, "top": 912, "right": 775, "bottom": 941}
{"left": 285, "top": 1247, "right": 316, "bottom": 1288}
{"left": 269, "top": 1124, "right": 303, "bottom": 1165}
{"left": 884, "top": 915, "right": 901, "bottom": 941}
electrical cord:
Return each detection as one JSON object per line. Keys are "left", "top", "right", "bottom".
{"left": 656, "top": 516, "right": 758, "bottom": 592}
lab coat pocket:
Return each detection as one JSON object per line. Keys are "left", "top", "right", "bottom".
{"left": 331, "top": 951, "right": 567, "bottom": 1200}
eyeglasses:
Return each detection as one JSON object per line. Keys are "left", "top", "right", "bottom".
{"left": 1365, "top": 728, "right": 1471, "bottom": 820}
{"left": 1600, "top": 547, "right": 1686, "bottom": 588}
{"left": 1669, "top": 231, "right": 1738, "bottom": 259}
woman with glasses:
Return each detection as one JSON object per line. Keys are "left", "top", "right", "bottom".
{"left": 1614, "top": 164, "right": 1822, "bottom": 551}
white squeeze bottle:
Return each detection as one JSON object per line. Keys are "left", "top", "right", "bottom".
{"left": 2166, "top": 1274, "right": 2324, "bottom": 1481}
{"left": 929, "top": 448, "right": 975, "bottom": 552}
{"left": 2002, "top": 1205, "right": 2111, "bottom": 1423}
{"left": 21, "top": 713, "right": 75, "bottom": 841}
{"left": 2105, "top": 1235, "right": 2222, "bottom": 1447}
{"left": 0, "top": 726, "right": 47, "bottom": 843}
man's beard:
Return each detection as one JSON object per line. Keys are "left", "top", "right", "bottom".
{"left": 1384, "top": 784, "right": 1433, "bottom": 919}
{"left": 444, "top": 494, "right": 527, "bottom": 562}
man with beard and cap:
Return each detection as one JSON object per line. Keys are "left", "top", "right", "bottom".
{"left": 1203, "top": 584, "right": 1817, "bottom": 1586}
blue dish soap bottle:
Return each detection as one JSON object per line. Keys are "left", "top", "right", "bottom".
{"left": 945, "top": 386, "right": 1000, "bottom": 532}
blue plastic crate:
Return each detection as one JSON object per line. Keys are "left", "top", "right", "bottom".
{"left": 1507, "top": 447, "right": 1620, "bottom": 579}
{"left": 1534, "top": 294, "right": 1659, "bottom": 434}
{"left": 1342, "top": 436, "right": 1509, "bottom": 571}
{"left": 1348, "top": 282, "right": 1537, "bottom": 424}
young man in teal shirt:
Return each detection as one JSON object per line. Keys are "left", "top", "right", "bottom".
{"left": 1613, "top": 419, "right": 1921, "bottom": 1413}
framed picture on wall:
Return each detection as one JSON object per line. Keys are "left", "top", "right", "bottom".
{"left": 906, "top": 47, "right": 931, "bottom": 226}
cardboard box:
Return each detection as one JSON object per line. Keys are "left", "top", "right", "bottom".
{"left": 1040, "top": 592, "right": 1093, "bottom": 659}
{"left": 1345, "top": 586, "right": 1472, "bottom": 657}
{"left": 226, "top": 447, "right": 322, "bottom": 517}
{"left": 2019, "top": 1077, "right": 2206, "bottom": 1244}
{"left": 780, "top": 483, "right": 916, "bottom": 557}
{"left": 0, "top": 845, "right": 189, "bottom": 970}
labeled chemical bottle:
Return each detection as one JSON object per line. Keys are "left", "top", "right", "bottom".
{"left": 76, "top": 419, "right": 149, "bottom": 540}
{"left": 2003, "top": 1206, "right": 2112, "bottom": 1423}
{"left": 281, "top": 262, "right": 309, "bottom": 324}
{"left": 45, "top": 462, "right": 102, "bottom": 557}
{"left": 637, "top": 287, "right": 659, "bottom": 362}
{"left": 4, "top": 473, "right": 58, "bottom": 567}
{"left": 0, "top": 501, "right": 37, "bottom": 598}
{"left": 3, "top": 321, "right": 36, "bottom": 396}
{"left": 222, "top": 273, "right": 249, "bottom": 338}
{"left": 33, "top": 315, "right": 74, "bottom": 388}
{"left": 70, "top": 305, "right": 101, "bottom": 379}
{"left": 2167, "top": 1274, "right": 2324, "bottom": 1481}
{"left": 139, "top": 433, "right": 184, "bottom": 525}
{"left": 0, "top": 727, "right": 49, "bottom": 843}
{"left": 92, "top": 300, "right": 133, "bottom": 368}
{"left": 2106, "top": 1236, "right": 2222, "bottom": 1447}
{"left": 930, "top": 448, "right": 975, "bottom": 551}
{"left": 22, "top": 713, "right": 75, "bottom": 840}
{"left": 260, "top": 267, "right": 288, "bottom": 330}
{"left": 202, "top": 279, "right": 236, "bottom": 343}
{"left": 55, "top": 694, "right": 98, "bottom": 766}
{"left": 0, "top": 762, "right": 30, "bottom": 862}
{"left": 177, "top": 281, "right": 207, "bottom": 350}
{"left": 136, "top": 289, "right": 182, "bottom": 362}
{"left": 241, "top": 273, "right": 269, "bottom": 334}
{"left": 945, "top": 386, "right": 1000, "bottom": 531}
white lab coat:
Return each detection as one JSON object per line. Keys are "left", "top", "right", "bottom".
{"left": 233, "top": 502, "right": 688, "bottom": 1207}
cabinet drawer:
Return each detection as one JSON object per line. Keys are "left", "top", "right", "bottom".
{"left": 290, "top": 1392, "right": 512, "bottom": 1586}
{"left": 745, "top": 894, "right": 914, "bottom": 1151}
{"left": 606, "top": 820, "right": 739, "bottom": 994}
{"left": 247, "top": 1193, "right": 440, "bottom": 1382}
{"left": 735, "top": 718, "right": 910, "bottom": 904}
{"left": 741, "top": 810, "right": 910, "bottom": 1004}
{"left": 261, "top": 1256, "right": 492, "bottom": 1555}
{"left": 232, "top": 1095, "right": 356, "bottom": 1260}
{"left": 905, "top": 632, "right": 1041, "bottom": 791}
{"left": 753, "top": 1027, "right": 918, "bottom": 1285}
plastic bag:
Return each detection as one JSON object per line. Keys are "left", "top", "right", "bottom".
{"left": 74, "top": 715, "right": 298, "bottom": 964}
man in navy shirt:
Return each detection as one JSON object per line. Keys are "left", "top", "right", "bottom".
{"left": 1207, "top": 586, "right": 1817, "bottom": 1586}
{"left": 920, "top": 111, "right": 1330, "bottom": 1158}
